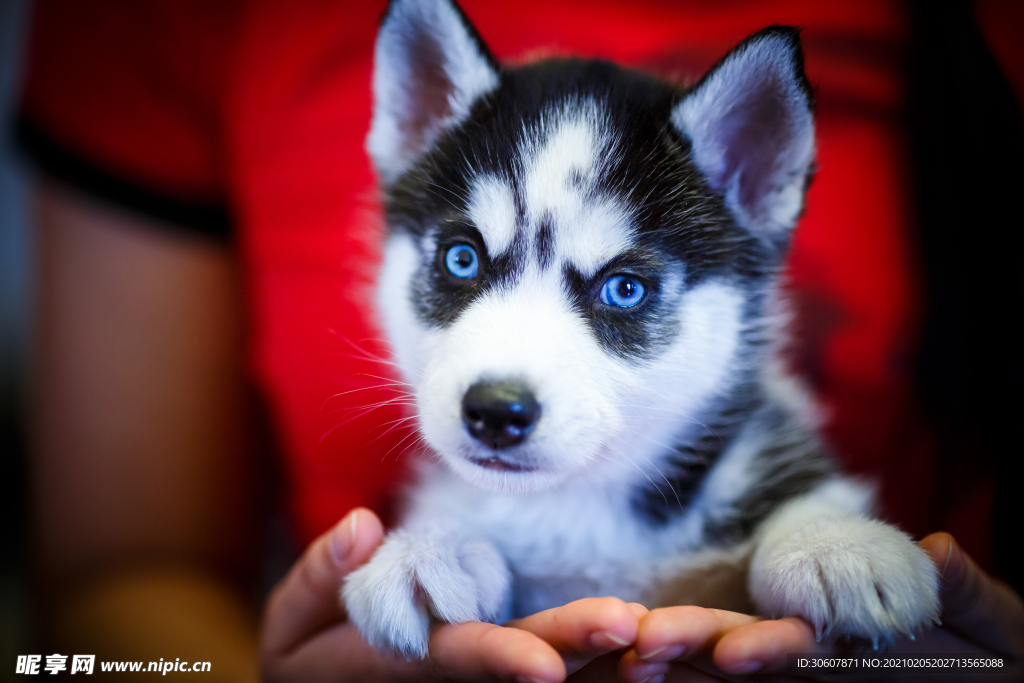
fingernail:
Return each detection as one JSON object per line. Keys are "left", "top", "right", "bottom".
{"left": 630, "top": 662, "right": 669, "bottom": 681}
{"left": 590, "top": 630, "right": 631, "bottom": 649}
{"left": 328, "top": 511, "right": 357, "bottom": 567}
{"left": 638, "top": 644, "right": 685, "bottom": 661}
{"left": 730, "top": 660, "right": 763, "bottom": 674}
{"left": 515, "top": 676, "right": 547, "bottom": 683}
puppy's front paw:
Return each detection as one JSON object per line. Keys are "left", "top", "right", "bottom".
{"left": 751, "top": 517, "right": 939, "bottom": 647}
{"left": 342, "top": 528, "right": 510, "bottom": 658}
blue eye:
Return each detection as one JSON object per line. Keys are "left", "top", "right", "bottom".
{"left": 600, "top": 275, "right": 646, "bottom": 308}
{"left": 445, "top": 244, "right": 479, "bottom": 279}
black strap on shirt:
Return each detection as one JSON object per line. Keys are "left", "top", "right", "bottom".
{"left": 15, "top": 115, "right": 232, "bottom": 241}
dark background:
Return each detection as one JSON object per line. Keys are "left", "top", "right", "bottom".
{"left": 906, "top": 0, "right": 1024, "bottom": 599}
{"left": 1, "top": 0, "right": 30, "bottom": 679}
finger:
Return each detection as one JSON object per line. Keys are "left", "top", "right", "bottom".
{"left": 261, "top": 508, "right": 385, "bottom": 656}
{"left": 269, "top": 618, "right": 566, "bottom": 683}
{"left": 264, "top": 621, "right": 406, "bottom": 683}
{"left": 619, "top": 606, "right": 762, "bottom": 682}
{"left": 920, "top": 532, "right": 1024, "bottom": 659}
{"left": 430, "top": 620, "right": 566, "bottom": 682}
{"left": 627, "top": 602, "right": 652, "bottom": 620}
{"left": 711, "top": 617, "right": 829, "bottom": 675}
{"left": 507, "top": 597, "right": 642, "bottom": 674}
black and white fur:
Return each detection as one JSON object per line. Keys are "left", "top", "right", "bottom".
{"left": 344, "top": 0, "right": 939, "bottom": 659}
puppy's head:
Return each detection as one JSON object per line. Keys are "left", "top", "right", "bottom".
{"left": 370, "top": 0, "right": 815, "bottom": 494}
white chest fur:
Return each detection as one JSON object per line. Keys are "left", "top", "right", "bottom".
{"left": 405, "top": 464, "right": 755, "bottom": 617}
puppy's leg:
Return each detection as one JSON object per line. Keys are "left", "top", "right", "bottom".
{"left": 343, "top": 526, "right": 511, "bottom": 658}
{"left": 749, "top": 479, "right": 939, "bottom": 647}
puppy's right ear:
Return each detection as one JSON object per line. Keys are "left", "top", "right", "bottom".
{"left": 672, "top": 27, "right": 815, "bottom": 250}
{"left": 368, "top": 0, "right": 499, "bottom": 185}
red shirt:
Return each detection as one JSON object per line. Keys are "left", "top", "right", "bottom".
{"left": 20, "top": 0, "right": 1005, "bottom": 566}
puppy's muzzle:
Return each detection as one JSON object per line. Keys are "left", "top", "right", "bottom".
{"left": 461, "top": 381, "right": 540, "bottom": 450}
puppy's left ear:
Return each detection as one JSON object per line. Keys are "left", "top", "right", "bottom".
{"left": 672, "top": 27, "right": 815, "bottom": 248}
{"left": 368, "top": 0, "right": 500, "bottom": 185}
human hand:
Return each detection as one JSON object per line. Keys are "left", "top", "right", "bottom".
{"left": 618, "top": 532, "right": 1024, "bottom": 682}
{"left": 260, "top": 507, "right": 645, "bottom": 682}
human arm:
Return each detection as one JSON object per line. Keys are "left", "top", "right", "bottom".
{"left": 31, "top": 180, "right": 261, "bottom": 680}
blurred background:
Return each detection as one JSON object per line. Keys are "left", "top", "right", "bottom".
{"left": 1, "top": 0, "right": 30, "bottom": 678}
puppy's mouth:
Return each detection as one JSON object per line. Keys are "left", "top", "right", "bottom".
{"left": 470, "top": 456, "right": 537, "bottom": 473}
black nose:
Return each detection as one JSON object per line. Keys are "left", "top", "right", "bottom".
{"left": 461, "top": 381, "right": 540, "bottom": 450}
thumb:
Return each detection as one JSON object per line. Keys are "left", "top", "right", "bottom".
{"left": 261, "top": 507, "right": 385, "bottom": 657}
{"left": 919, "top": 532, "right": 1024, "bottom": 659}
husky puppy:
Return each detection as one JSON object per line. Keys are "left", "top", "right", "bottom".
{"left": 344, "top": 0, "right": 940, "bottom": 659}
